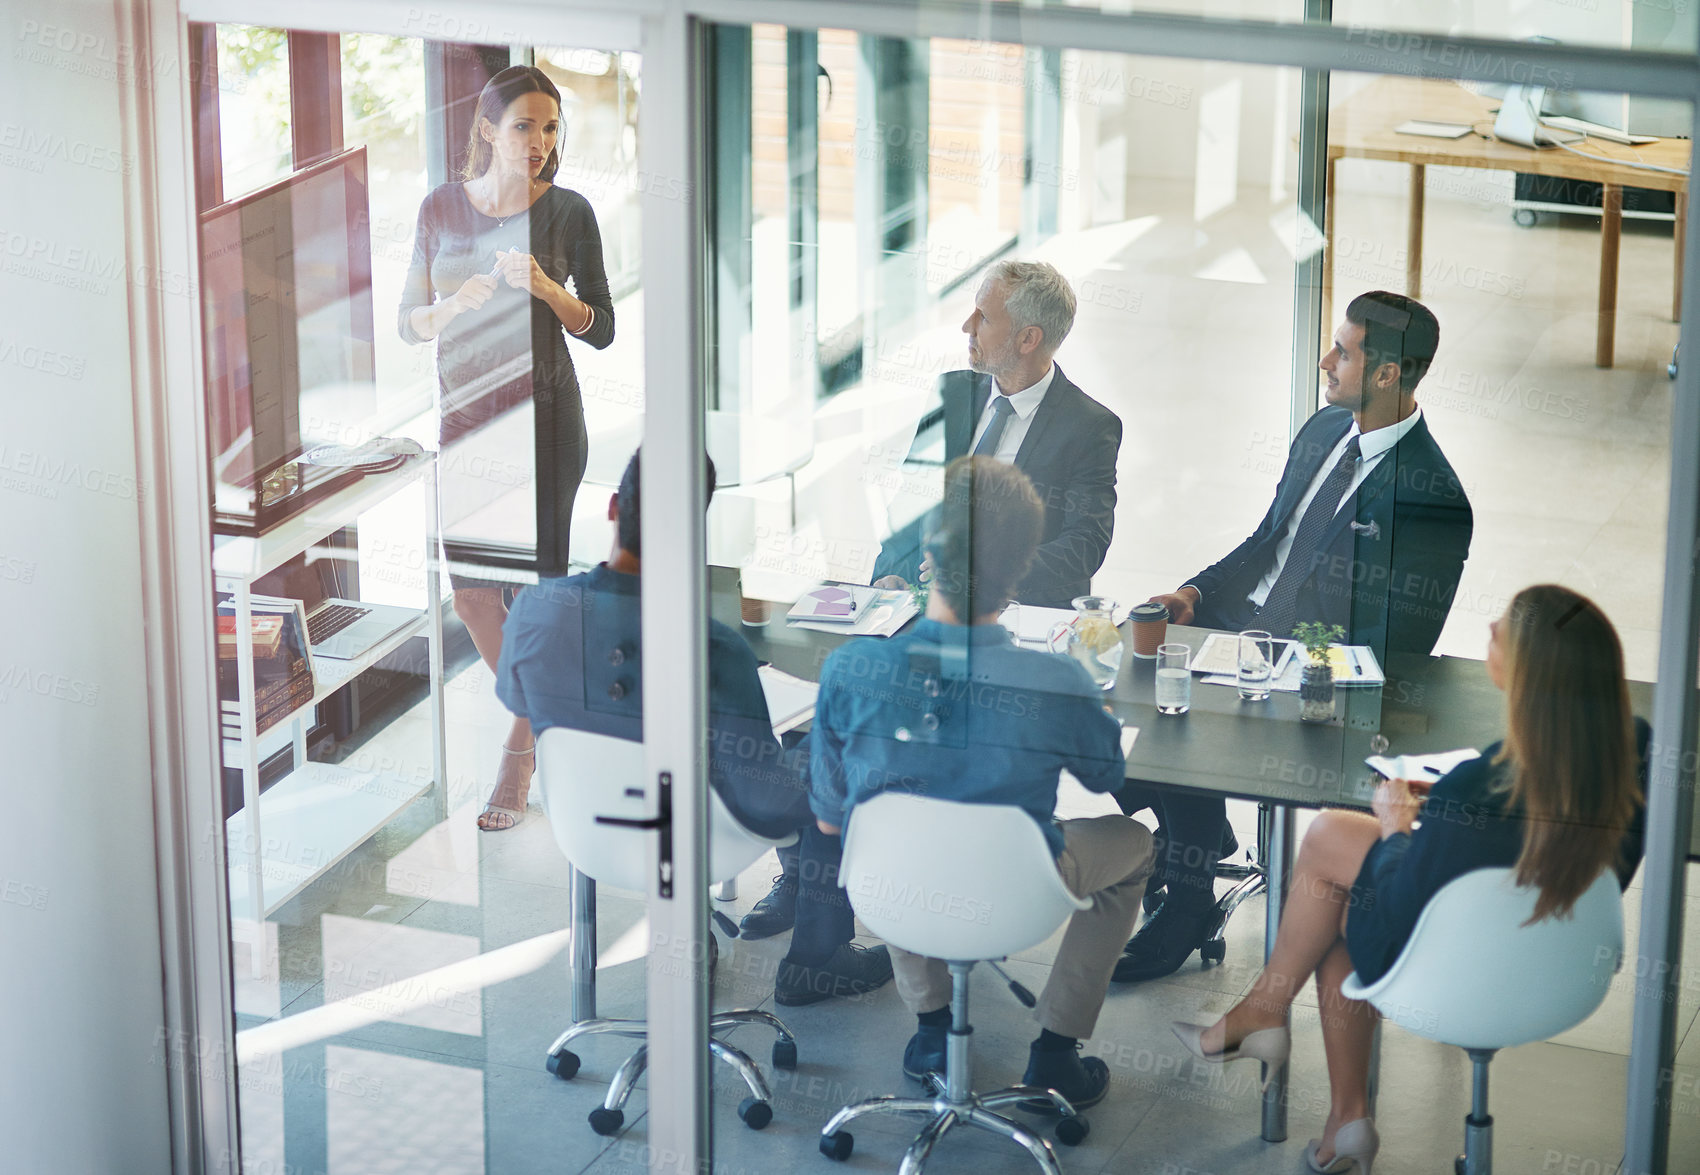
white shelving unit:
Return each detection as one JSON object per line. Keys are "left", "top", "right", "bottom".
{"left": 213, "top": 455, "right": 448, "bottom": 949}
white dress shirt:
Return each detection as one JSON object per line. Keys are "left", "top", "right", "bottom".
{"left": 968, "top": 365, "right": 1056, "bottom": 462}
{"left": 1246, "top": 407, "right": 1425, "bottom": 608}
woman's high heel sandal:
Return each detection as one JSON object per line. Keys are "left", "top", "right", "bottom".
{"left": 1170, "top": 1020, "right": 1292, "bottom": 1093}
{"left": 1305, "top": 1117, "right": 1378, "bottom": 1175}
{"left": 476, "top": 742, "right": 536, "bottom": 832}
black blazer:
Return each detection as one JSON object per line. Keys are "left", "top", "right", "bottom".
{"left": 874, "top": 366, "right": 1123, "bottom": 609}
{"left": 1345, "top": 719, "right": 1650, "bottom": 986}
{"left": 1188, "top": 405, "right": 1473, "bottom": 659}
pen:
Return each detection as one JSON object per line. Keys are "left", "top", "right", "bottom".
{"left": 1347, "top": 646, "right": 1364, "bottom": 678}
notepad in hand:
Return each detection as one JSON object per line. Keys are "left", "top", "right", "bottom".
{"left": 1365, "top": 747, "right": 1480, "bottom": 786}
{"left": 788, "top": 586, "right": 862, "bottom": 622}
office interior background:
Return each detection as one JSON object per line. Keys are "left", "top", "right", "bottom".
{"left": 7, "top": 1, "right": 1700, "bottom": 1173}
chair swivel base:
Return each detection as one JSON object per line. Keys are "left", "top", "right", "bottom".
{"left": 819, "top": 1084, "right": 1087, "bottom": 1175}
{"left": 1200, "top": 868, "right": 1267, "bottom": 966}
{"left": 545, "top": 1010, "right": 798, "bottom": 1135}
{"left": 820, "top": 961, "right": 1087, "bottom": 1175}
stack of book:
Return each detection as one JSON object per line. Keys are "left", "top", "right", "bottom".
{"left": 215, "top": 595, "right": 315, "bottom": 741}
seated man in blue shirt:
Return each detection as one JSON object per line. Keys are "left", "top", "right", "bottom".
{"left": 497, "top": 449, "right": 894, "bottom": 1000}
{"left": 811, "top": 456, "right": 1156, "bottom": 1109}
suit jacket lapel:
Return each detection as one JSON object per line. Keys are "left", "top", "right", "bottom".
{"left": 1011, "top": 365, "right": 1069, "bottom": 468}
{"left": 1271, "top": 410, "right": 1354, "bottom": 532}
{"left": 944, "top": 372, "right": 991, "bottom": 459}
{"left": 1316, "top": 416, "right": 1428, "bottom": 550}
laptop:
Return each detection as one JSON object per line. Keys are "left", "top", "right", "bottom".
{"left": 300, "top": 559, "right": 422, "bottom": 662}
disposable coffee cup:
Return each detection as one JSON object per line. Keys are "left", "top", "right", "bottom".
{"left": 740, "top": 592, "right": 775, "bottom": 627}
{"left": 1129, "top": 601, "right": 1169, "bottom": 658}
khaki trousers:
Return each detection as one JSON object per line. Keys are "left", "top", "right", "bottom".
{"left": 886, "top": 814, "right": 1155, "bottom": 1040}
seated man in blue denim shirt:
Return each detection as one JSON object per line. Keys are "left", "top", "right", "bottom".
{"left": 811, "top": 456, "right": 1155, "bottom": 1110}
{"left": 497, "top": 449, "right": 894, "bottom": 1000}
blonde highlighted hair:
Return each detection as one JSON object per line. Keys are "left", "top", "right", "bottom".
{"left": 1495, "top": 584, "right": 1639, "bottom": 922}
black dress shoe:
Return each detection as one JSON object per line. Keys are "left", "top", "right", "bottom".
{"left": 774, "top": 943, "right": 894, "bottom": 1006}
{"left": 1019, "top": 1042, "right": 1111, "bottom": 1111}
{"left": 1111, "top": 901, "right": 1223, "bottom": 984}
{"left": 902, "top": 1025, "right": 947, "bottom": 1089}
{"left": 738, "top": 873, "right": 797, "bottom": 940}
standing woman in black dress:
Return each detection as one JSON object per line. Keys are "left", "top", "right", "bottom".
{"left": 399, "top": 65, "right": 615, "bottom": 830}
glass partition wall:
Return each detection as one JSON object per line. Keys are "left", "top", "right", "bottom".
{"left": 162, "top": 5, "right": 1700, "bottom": 1175}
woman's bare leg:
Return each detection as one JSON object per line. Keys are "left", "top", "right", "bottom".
{"left": 1311, "top": 937, "right": 1377, "bottom": 1162}
{"left": 456, "top": 587, "right": 534, "bottom": 829}
{"left": 1203, "top": 810, "right": 1382, "bottom": 1053}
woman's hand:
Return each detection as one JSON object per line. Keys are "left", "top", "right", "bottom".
{"left": 449, "top": 272, "right": 498, "bottom": 314}
{"left": 496, "top": 249, "right": 561, "bottom": 303}
{"left": 1372, "top": 777, "right": 1423, "bottom": 839}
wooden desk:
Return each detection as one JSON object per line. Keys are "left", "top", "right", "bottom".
{"left": 1325, "top": 77, "right": 1690, "bottom": 367}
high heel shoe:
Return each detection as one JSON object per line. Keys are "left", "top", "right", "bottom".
{"left": 476, "top": 742, "right": 535, "bottom": 832}
{"left": 1170, "top": 1020, "right": 1291, "bottom": 1092}
{"left": 1305, "top": 1117, "right": 1378, "bottom": 1175}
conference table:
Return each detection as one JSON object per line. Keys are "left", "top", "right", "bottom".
{"left": 1325, "top": 76, "right": 1691, "bottom": 368}
{"left": 709, "top": 568, "right": 1668, "bottom": 1143}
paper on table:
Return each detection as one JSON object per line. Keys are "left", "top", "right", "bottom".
{"left": 1189, "top": 632, "right": 1299, "bottom": 679}
{"left": 1000, "top": 604, "right": 1072, "bottom": 647}
{"left": 1365, "top": 747, "right": 1480, "bottom": 783}
{"left": 1120, "top": 726, "right": 1139, "bottom": 757}
{"left": 758, "top": 665, "right": 819, "bottom": 735}
{"left": 788, "top": 587, "right": 920, "bottom": 637}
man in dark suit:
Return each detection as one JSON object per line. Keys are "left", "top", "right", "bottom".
{"left": 1112, "top": 290, "right": 1474, "bottom": 983}
{"left": 868, "top": 259, "right": 1122, "bottom": 608}
{"left": 739, "top": 260, "right": 1124, "bottom": 946}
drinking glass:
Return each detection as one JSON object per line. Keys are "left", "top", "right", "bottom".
{"left": 1155, "top": 643, "right": 1191, "bottom": 716}
{"left": 1237, "top": 629, "right": 1274, "bottom": 701}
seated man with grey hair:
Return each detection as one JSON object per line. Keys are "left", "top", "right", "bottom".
{"left": 741, "top": 260, "right": 1127, "bottom": 942}
{"left": 869, "top": 258, "right": 1123, "bottom": 609}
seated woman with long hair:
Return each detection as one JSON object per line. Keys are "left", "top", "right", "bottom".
{"left": 1172, "top": 584, "right": 1647, "bottom": 1175}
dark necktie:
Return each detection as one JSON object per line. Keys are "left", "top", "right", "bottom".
{"left": 971, "top": 395, "right": 1017, "bottom": 458}
{"left": 1256, "top": 435, "right": 1362, "bottom": 638}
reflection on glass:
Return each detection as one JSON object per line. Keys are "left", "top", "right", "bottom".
{"left": 216, "top": 25, "right": 293, "bottom": 197}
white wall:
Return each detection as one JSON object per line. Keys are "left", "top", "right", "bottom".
{"left": 0, "top": 3, "right": 174, "bottom": 1172}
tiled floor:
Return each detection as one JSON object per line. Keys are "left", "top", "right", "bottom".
{"left": 232, "top": 181, "right": 1692, "bottom": 1174}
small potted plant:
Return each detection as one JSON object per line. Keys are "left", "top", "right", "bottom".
{"left": 1292, "top": 621, "right": 1345, "bottom": 723}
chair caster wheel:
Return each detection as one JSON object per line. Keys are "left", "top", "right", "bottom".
{"left": 1199, "top": 939, "right": 1226, "bottom": 966}
{"left": 1055, "top": 1115, "right": 1090, "bottom": 1146}
{"left": 821, "top": 1130, "right": 854, "bottom": 1160}
{"left": 773, "top": 1039, "right": 799, "bottom": 1070}
{"left": 738, "top": 1097, "right": 773, "bottom": 1130}
{"left": 588, "top": 1106, "right": 624, "bottom": 1136}
{"left": 546, "top": 1050, "right": 580, "bottom": 1080}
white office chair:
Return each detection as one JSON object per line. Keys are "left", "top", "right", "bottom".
{"left": 818, "top": 791, "right": 1095, "bottom": 1175}
{"left": 1341, "top": 866, "right": 1624, "bottom": 1175}
{"left": 535, "top": 726, "right": 801, "bottom": 1135}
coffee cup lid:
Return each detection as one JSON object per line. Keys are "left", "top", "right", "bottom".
{"left": 1130, "top": 602, "right": 1169, "bottom": 622}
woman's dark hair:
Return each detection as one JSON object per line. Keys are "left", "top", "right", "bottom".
{"left": 459, "top": 65, "right": 563, "bottom": 183}
{"left": 922, "top": 457, "right": 1044, "bottom": 621}
{"left": 615, "top": 449, "right": 717, "bottom": 558}
{"left": 1495, "top": 583, "right": 1639, "bottom": 923}
{"left": 1344, "top": 290, "right": 1439, "bottom": 394}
